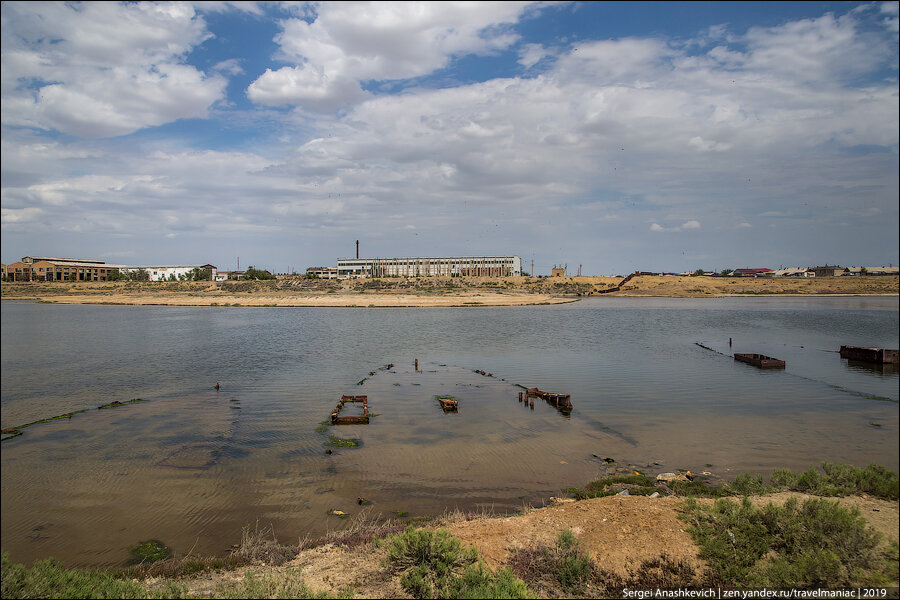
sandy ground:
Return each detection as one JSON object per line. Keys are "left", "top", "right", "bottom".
{"left": 166, "top": 492, "right": 898, "bottom": 598}
{"left": 615, "top": 274, "right": 899, "bottom": 297}
{"left": 1, "top": 290, "right": 572, "bottom": 307}
{"left": 2, "top": 275, "right": 896, "bottom": 307}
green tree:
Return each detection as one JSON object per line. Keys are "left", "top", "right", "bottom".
{"left": 694, "top": 269, "right": 706, "bottom": 276}
{"left": 244, "top": 266, "right": 275, "bottom": 280}
{"left": 127, "top": 268, "right": 149, "bottom": 281}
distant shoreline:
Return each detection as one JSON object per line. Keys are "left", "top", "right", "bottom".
{"left": 1, "top": 293, "right": 898, "bottom": 309}
{"left": 1, "top": 275, "right": 897, "bottom": 307}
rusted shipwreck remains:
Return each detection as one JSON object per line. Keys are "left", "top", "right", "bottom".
{"left": 526, "top": 387, "right": 572, "bottom": 410}
{"left": 331, "top": 395, "right": 370, "bottom": 424}
{"left": 839, "top": 346, "right": 899, "bottom": 365}
{"left": 435, "top": 395, "right": 458, "bottom": 412}
{"left": 733, "top": 353, "right": 785, "bottom": 369}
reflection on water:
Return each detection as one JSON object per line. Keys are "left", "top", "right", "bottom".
{"left": 845, "top": 359, "right": 899, "bottom": 376}
{"left": 1, "top": 297, "right": 898, "bottom": 567}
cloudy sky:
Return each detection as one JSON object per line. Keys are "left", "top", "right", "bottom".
{"left": 2, "top": 1, "right": 898, "bottom": 275}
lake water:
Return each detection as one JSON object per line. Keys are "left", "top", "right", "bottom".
{"left": 1, "top": 296, "right": 898, "bottom": 567}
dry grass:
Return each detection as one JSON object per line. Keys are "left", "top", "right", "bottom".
{"left": 229, "top": 521, "right": 297, "bottom": 567}
{"left": 298, "top": 507, "right": 408, "bottom": 551}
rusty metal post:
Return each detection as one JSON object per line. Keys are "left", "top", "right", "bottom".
{"left": 518, "top": 391, "right": 523, "bottom": 402}
{"left": 414, "top": 359, "right": 418, "bottom": 370}
{"left": 729, "top": 337, "right": 732, "bottom": 347}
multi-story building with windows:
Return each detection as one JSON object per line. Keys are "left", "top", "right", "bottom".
{"left": 4, "top": 256, "right": 125, "bottom": 281}
{"left": 336, "top": 256, "right": 521, "bottom": 278}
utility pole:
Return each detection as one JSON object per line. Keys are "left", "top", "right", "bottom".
{"left": 531, "top": 258, "right": 534, "bottom": 276}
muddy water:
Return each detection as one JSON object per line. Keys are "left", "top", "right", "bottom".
{"left": 1, "top": 297, "right": 897, "bottom": 567}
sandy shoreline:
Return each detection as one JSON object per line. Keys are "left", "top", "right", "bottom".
{"left": 2, "top": 275, "right": 896, "bottom": 307}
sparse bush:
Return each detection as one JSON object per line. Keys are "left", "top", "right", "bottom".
{"left": 229, "top": 521, "right": 297, "bottom": 566}
{"left": 623, "top": 555, "right": 712, "bottom": 589}
{"left": 207, "top": 568, "right": 328, "bottom": 599}
{"left": 508, "top": 528, "right": 593, "bottom": 595}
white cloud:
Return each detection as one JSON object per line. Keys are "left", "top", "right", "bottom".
{"left": 881, "top": 2, "right": 899, "bottom": 32}
{"left": 650, "top": 220, "right": 701, "bottom": 232}
{"left": 213, "top": 58, "right": 245, "bottom": 76}
{"left": 1, "top": 2, "right": 226, "bottom": 138}
{"left": 742, "top": 12, "right": 887, "bottom": 84}
{"left": 248, "top": 64, "right": 366, "bottom": 109}
{"left": 247, "top": 1, "right": 531, "bottom": 109}
{"left": 518, "top": 43, "right": 551, "bottom": 69}
{"left": 688, "top": 136, "right": 733, "bottom": 152}
{"left": 2, "top": 5, "right": 896, "bottom": 270}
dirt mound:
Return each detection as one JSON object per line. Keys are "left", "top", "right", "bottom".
{"left": 447, "top": 495, "right": 703, "bottom": 576}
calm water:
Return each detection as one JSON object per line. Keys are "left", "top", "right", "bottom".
{"left": 2, "top": 296, "right": 898, "bottom": 567}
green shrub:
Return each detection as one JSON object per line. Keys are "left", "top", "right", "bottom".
{"left": 1, "top": 552, "right": 150, "bottom": 599}
{"left": 554, "top": 530, "right": 592, "bottom": 591}
{"left": 668, "top": 480, "right": 729, "bottom": 498}
{"left": 388, "top": 527, "right": 477, "bottom": 578}
{"left": 573, "top": 475, "right": 656, "bottom": 499}
{"left": 768, "top": 463, "right": 898, "bottom": 500}
{"left": 386, "top": 527, "right": 529, "bottom": 599}
{"left": 770, "top": 468, "right": 798, "bottom": 488}
{"left": 436, "top": 564, "right": 530, "bottom": 599}
{"left": 682, "top": 496, "right": 893, "bottom": 588}
{"left": 726, "top": 472, "right": 772, "bottom": 496}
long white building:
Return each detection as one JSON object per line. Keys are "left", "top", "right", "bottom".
{"left": 121, "top": 264, "right": 217, "bottom": 281}
{"left": 336, "top": 256, "right": 521, "bottom": 278}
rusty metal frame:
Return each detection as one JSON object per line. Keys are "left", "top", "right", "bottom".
{"left": 331, "top": 395, "right": 370, "bottom": 424}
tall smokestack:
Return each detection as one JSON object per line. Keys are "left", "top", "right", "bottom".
{"left": 356, "top": 240, "right": 359, "bottom": 259}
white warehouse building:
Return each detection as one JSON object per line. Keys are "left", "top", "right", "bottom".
{"left": 336, "top": 256, "right": 521, "bottom": 278}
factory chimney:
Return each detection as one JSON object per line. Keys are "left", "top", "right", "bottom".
{"left": 356, "top": 240, "right": 359, "bottom": 259}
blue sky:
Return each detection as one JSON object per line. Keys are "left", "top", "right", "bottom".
{"left": 2, "top": 1, "right": 897, "bottom": 275}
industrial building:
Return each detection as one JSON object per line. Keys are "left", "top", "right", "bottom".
{"left": 3, "top": 256, "right": 125, "bottom": 281}
{"left": 305, "top": 266, "right": 340, "bottom": 279}
{"left": 336, "top": 256, "right": 521, "bottom": 278}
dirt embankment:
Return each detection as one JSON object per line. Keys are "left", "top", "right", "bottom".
{"left": 1, "top": 275, "right": 896, "bottom": 307}
{"left": 616, "top": 274, "right": 899, "bottom": 297}
{"left": 166, "top": 492, "right": 898, "bottom": 598}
